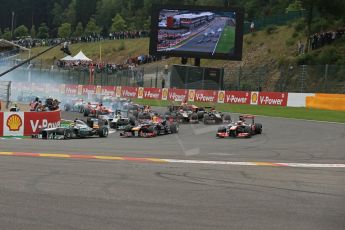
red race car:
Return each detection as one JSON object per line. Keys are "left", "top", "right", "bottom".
{"left": 216, "top": 115, "right": 262, "bottom": 138}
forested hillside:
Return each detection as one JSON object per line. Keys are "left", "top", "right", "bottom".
{"left": 1, "top": 0, "right": 344, "bottom": 39}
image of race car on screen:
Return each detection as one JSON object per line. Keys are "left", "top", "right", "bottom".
{"left": 157, "top": 9, "right": 236, "bottom": 55}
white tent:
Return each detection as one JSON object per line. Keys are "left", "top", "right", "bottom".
{"left": 60, "top": 55, "right": 76, "bottom": 61}
{"left": 73, "top": 51, "right": 92, "bottom": 61}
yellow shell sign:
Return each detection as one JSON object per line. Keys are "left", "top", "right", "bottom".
{"left": 162, "top": 88, "right": 168, "bottom": 100}
{"left": 188, "top": 90, "right": 195, "bottom": 102}
{"left": 251, "top": 93, "right": 258, "bottom": 103}
{"left": 218, "top": 91, "right": 225, "bottom": 103}
{"left": 138, "top": 87, "right": 144, "bottom": 98}
{"left": 6, "top": 114, "right": 23, "bottom": 132}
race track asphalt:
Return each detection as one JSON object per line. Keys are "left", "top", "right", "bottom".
{"left": 0, "top": 110, "right": 344, "bottom": 230}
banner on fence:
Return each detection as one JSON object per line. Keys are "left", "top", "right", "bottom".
{"left": 143, "top": 88, "right": 162, "bottom": 100}
{"left": 225, "top": 91, "right": 251, "bottom": 104}
{"left": 23, "top": 111, "right": 61, "bottom": 136}
{"left": 121, "top": 86, "right": 138, "bottom": 98}
{"left": 195, "top": 90, "right": 218, "bottom": 103}
{"left": 168, "top": 89, "right": 188, "bottom": 102}
{"left": 258, "top": 92, "right": 288, "bottom": 106}
{"left": 11, "top": 82, "right": 290, "bottom": 107}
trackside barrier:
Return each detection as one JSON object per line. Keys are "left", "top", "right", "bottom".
{"left": 0, "top": 111, "right": 61, "bottom": 137}
{"left": 12, "top": 82, "right": 290, "bottom": 106}
{"left": 306, "top": 94, "right": 345, "bottom": 111}
{"left": 11, "top": 82, "right": 345, "bottom": 110}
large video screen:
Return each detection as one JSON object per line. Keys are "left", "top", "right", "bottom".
{"left": 149, "top": 5, "right": 244, "bottom": 61}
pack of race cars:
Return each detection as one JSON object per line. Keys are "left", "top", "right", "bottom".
{"left": 34, "top": 97, "right": 263, "bottom": 140}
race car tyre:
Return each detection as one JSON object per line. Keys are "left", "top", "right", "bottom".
{"left": 170, "top": 123, "right": 179, "bottom": 133}
{"left": 197, "top": 111, "right": 205, "bottom": 120}
{"left": 84, "top": 109, "right": 90, "bottom": 117}
{"left": 64, "top": 129, "right": 72, "bottom": 139}
{"left": 218, "top": 126, "right": 227, "bottom": 133}
{"left": 132, "top": 110, "right": 138, "bottom": 118}
{"left": 191, "top": 113, "right": 198, "bottom": 121}
{"left": 55, "top": 128, "right": 65, "bottom": 136}
{"left": 124, "top": 125, "right": 133, "bottom": 132}
{"left": 138, "top": 112, "right": 151, "bottom": 120}
{"left": 254, "top": 123, "right": 263, "bottom": 134}
{"left": 99, "top": 127, "right": 109, "bottom": 137}
{"left": 223, "top": 114, "right": 231, "bottom": 122}
{"left": 129, "top": 116, "right": 136, "bottom": 125}
{"left": 203, "top": 114, "right": 209, "bottom": 124}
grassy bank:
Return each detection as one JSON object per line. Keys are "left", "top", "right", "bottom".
{"left": 133, "top": 99, "right": 345, "bottom": 123}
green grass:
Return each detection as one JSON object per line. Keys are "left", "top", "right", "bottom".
{"left": 134, "top": 99, "right": 345, "bottom": 123}
{"left": 215, "top": 26, "right": 235, "bottom": 53}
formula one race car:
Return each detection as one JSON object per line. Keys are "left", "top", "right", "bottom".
{"left": 99, "top": 110, "right": 136, "bottom": 130}
{"left": 64, "top": 98, "right": 87, "bottom": 113}
{"left": 216, "top": 115, "right": 262, "bottom": 138}
{"left": 120, "top": 116, "right": 179, "bottom": 137}
{"left": 33, "top": 118, "right": 109, "bottom": 139}
{"left": 166, "top": 105, "right": 204, "bottom": 123}
{"left": 202, "top": 107, "right": 231, "bottom": 125}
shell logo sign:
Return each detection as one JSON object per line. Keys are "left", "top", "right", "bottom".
{"left": 6, "top": 114, "right": 23, "bottom": 131}
{"left": 251, "top": 92, "right": 259, "bottom": 105}
{"left": 138, "top": 87, "right": 144, "bottom": 99}
{"left": 188, "top": 90, "right": 195, "bottom": 102}
{"left": 115, "top": 86, "right": 122, "bottom": 97}
{"left": 3, "top": 112, "right": 25, "bottom": 136}
{"left": 217, "top": 91, "right": 225, "bottom": 103}
{"left": 161, "top": 88, "right": 168, "bottom": 100}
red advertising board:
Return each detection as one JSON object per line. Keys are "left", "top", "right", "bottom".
{"left": 101, "top": 86, "right": 116, "bottom": 96}
{"left": 0, "top": 112, "right": 3, "bottom": 136}
{"left": 143, "top": 88, "right": 162, "bottom": 100}
{"left": 225, "top": 91, "right": 251, "bottom": 104}
{"left": 65, "top": 84, "right": 78, "bottom": 95}
{"left": 258, "top": 92, "right": 288, "bottom": 106}
{"left": 82, "top": 85, "right": 97, "bottom": 96}
{"left": 23, "top": 111, "right": 61, "bottom": 136}
{"left": 194, "top": 90, "right": 218, "bottom": 103}
{"left": 168, "top": 89, "right": 188, "bottom": 101}
{"left": 121, "top": 86, "right": 138, "bottom": 98}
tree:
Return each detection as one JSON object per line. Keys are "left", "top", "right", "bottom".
{"left": 58, "top": 23, "right": 72, "bottom": 38}
{"left": 30, "top": 25, "right": 36, "bottom": 38}
{"left": 14, "top": 25, "right": 29, "bottom": 38}
{"left": 286, "top": 0, "right": 303, "bottom": 12}
{"left": 85, "top": 18, "right": 101, "bottom": 35}
{"left": 37, "top": 23, "right": 49, "bottom": 39}
{"left": 110, "top": 14, "right": 127, "bottom": 32}
{"left": 63, "top": 0, "right": 77, "bottom": 26}
{"left": 2, "top": 28, "right": 11, "bottom": 40}
{"left": 51, "top": 2, "right": 64, "bottom": 27}
{"left": 74, "top": 22, "right": 84, "bottom": 37}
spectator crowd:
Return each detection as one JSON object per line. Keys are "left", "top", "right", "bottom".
{"left": 57, "top": 54, "right": 163, "bottom": 74}
{"left": 13, "top": 30, "right": 149, "bottom": 49}
{"left": 309, "top": 27, "right": 345, "bottom": 50}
